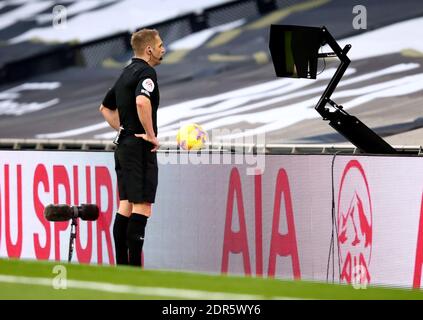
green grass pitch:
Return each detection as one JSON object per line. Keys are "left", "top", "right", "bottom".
{"left": 0, "top": 258, "right": 422, "bottom": 300}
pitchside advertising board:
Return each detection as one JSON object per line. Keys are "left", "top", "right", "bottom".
{"left": 0, "top": 150, "right": 422, "bottom": 288}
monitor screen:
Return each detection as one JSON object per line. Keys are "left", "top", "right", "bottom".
{"left": 269, "top": 25, "right": 324, "bottom": 79}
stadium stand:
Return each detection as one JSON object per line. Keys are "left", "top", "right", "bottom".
{"left": 0, "top": 0, "right": 422, "bottom": 151}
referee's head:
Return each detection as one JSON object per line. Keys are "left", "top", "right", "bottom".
{"left": 131, "top": 29, "right": 166, "bottom": 66}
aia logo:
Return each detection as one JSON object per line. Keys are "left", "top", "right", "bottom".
{"left": 338, "top": 160, "right": 372, "bottom": 288}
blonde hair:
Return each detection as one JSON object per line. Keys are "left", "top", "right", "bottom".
{"left": 130, "top": 29, "right": 159, "bottom": 55}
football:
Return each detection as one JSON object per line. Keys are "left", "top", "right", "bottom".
{"left": 176, "top": 123, "right": 208, "bottom": 150}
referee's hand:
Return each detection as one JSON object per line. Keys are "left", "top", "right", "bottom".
{"left": 135, "top": 134, "right": 160, "bottom": 152}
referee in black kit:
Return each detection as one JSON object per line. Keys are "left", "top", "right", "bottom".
{"left": 99, "top": 29, "right": 165, "bottom": 267}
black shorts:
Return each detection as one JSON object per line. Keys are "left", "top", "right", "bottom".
{"left": 114, "top": 135, "right": 158, "bottom": 203}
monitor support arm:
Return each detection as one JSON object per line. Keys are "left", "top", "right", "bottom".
{"left": 315, "top": 27, "right": 351, "bottom": 119}
{"left": 313, "top": 27, "right": 398, "bottom": 154}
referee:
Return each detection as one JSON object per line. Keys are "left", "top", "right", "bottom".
{"left": 99, "top": 29, "right": 165, "bottom": 267}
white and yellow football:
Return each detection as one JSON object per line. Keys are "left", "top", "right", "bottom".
{"left": 176, "top": 123, "right": 208, "bottom": 150}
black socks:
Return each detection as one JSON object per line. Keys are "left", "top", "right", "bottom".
{"left": 113, "top": 213, "right": 129, "bottom": 265}
{"left": 127, "top": 213, "right": 148, "bottom": 267}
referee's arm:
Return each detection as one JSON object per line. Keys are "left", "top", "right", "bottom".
{"left": 136, "top": 95, "right": 160, "bottom": 152}
{"left": 99, "top": 104, "right": 120, "bottom": 131}
{"left": 100, "top": 85, "right": 120, "bottom": 131}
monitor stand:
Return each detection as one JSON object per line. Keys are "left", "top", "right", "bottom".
{"left": 314, "top": 27, "right": 397, "bottom": 154}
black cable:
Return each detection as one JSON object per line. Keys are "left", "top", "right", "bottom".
{"left": 326, "top": 151, "right": 343, "bottom": 283}
{"left": 326, "top": 216, "right": 334, "bottom": 281}
{"left": 317, "top": 46, "right": 327, "bottom": 76}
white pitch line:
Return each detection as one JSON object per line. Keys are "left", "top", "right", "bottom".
{"left": 0, "top": 274, "right": 299, "bottom": 300}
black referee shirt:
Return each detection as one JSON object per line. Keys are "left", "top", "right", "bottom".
{"left": 102, "top": 58, "right": 160, "bottom": 135}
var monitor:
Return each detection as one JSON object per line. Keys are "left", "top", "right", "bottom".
{"left": 269, "top": 25, "right": 324, "bottom": 79}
